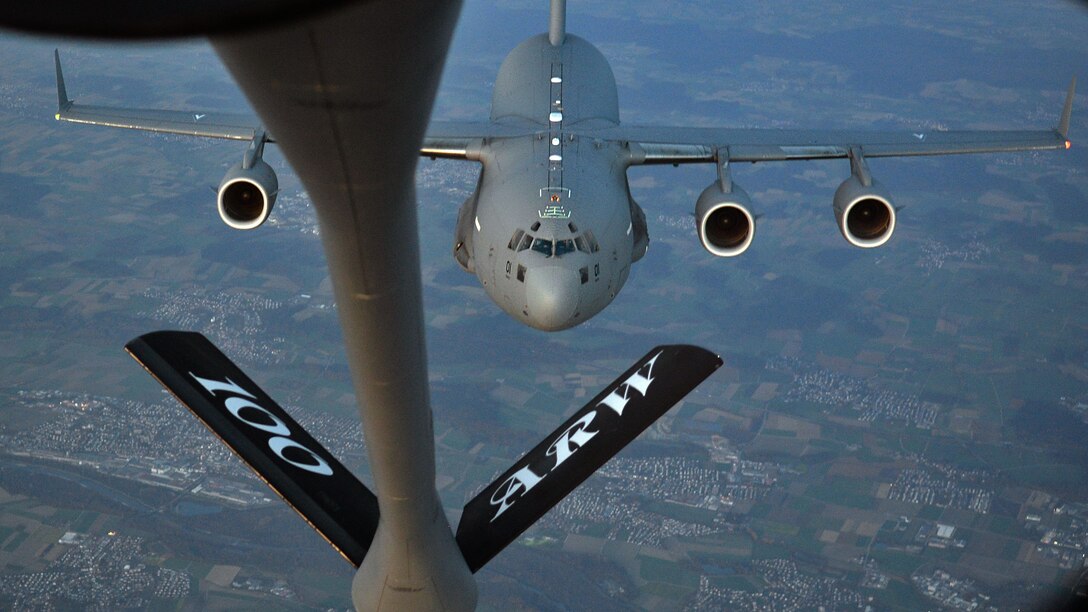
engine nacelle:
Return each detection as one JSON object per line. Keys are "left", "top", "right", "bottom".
{"left": 833, "top": 176, "right": 895, "bottom": 248}
{"left": 217, "top": 159, "right": 278, "bottom": 230}
{"left": 696, "top": 180, "right": 755, "bottom": 257}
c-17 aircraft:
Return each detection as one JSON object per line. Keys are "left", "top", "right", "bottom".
{"left": 0, "top": 0, "right": 1077, "bottom": 610}
{"left": 46, "top": 5, "right": 1074, "bottom": 333}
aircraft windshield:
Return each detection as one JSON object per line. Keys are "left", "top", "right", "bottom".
{"left": 530, "top": 238, "right": 553, "bottom": 257}
{"left": 511, "top": 227, "right": 594, "bottom": 258}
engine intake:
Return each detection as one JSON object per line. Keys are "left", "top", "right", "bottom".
{"left": 217, "top": 158, "right": 278, "bottom": 230}
{"left": 833, "top": 175, "right": 895, "bottom": 248}
{"left": 696, "top": 180, "right": 754, "bottom": 257}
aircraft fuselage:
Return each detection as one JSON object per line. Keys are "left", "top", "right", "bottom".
{"left": 454, "top": 33, "right": 648, "bottom": 331}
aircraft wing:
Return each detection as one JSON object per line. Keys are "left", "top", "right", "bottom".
{"left": 58, "top": 103, "right": 262, "bottom": 141}
{"left": 422, "top": 120, "right": 530, "bottom": 159}
{"left": 56, "top": 50, "right": 522, "bottom": 157}
{"left": 54, "top": 51, "right": 264, "bottom": 141}
{"left": 613, "top": 77, "right": 1075, "bottom": 165}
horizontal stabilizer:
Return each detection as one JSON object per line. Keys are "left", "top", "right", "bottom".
{"left": 125, "top": 330, "right": 379, "bottom": 567}
{"left": 456, "top": 344, "right": 722, "bottom": 572}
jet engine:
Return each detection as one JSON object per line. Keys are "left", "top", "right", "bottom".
{"left": 217, "top": 158, "right": 278, "bottom": 230}
{"left": 696, "top": 180, "right": 755, "bottom": 257}
{"left": 832, "top": 175, "right": 895, "bottom": 248}
{"left": 217, "top": 133, "right": 277, "bottom": 230}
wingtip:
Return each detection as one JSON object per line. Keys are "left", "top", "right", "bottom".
{"left": 1058, "top": 75, "right": 1075, "bottom": 141}
{"left": 54, "top": 49, "right": 71, "bottom": 113}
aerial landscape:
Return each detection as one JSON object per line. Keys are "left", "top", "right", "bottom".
{"left": 0, "top": 0, "right": 1086, "bottom": 610}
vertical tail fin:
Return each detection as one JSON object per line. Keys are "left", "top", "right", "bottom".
{"left": 548, "top": 0, "right": 565, "bottom": 46}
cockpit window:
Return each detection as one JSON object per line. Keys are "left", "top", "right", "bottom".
{"left": 584, "top": 230, "right": 600, "bottom": 253}
{"left": 508, "top": 229, "right": 525, "bottom": 251}
{"left": 516, "top": 233, "right": 533, "bottom": 251}
{"left": 530, "top": 238, "right": 553, "bottom": 257}
{"left": 518, "top": 232, "right": 589, "bottom": 258}
{"left": 574, "top": 231, "right": 600, "bottom": 253}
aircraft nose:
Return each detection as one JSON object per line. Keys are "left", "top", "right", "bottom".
{"left": 525, "top": 266, "right": 580, "bottom": 331}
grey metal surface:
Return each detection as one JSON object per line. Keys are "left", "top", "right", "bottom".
{"left": 58, "top": 104, "right": 262, "bottom": 141}
{"left": 605, "top": 123, "right": 1070, "bottom": 162}
{"left": 490, "top": 33, "right": 618, "bottom": 126}
{"left": 210, "top": 1, "right": 473, "bottom": 609}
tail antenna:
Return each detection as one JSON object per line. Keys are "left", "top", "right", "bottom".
{"left": 549, "top": 0, "right": 565, "bottom": 46}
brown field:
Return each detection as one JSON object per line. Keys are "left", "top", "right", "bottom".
{"left": 815, "top": 353, "right": 852, "bottom": 372}
{"left": 763, "top": 413, "right": 819, "bottom": 439}
{"left": 856, "top": 521, "right": 881, "bottom": 537}
{"left": 751, "top": 382, "right": 778, "bottom": 402}
{"left": 827, "top": 458, "right": 886, "bottom": 479}
{"left": 205, "top": 564, "right": 241, "bottom": 588}
{"left": 960, "top": 553, "right": 1059, "bottom": 585}
{"left": 855, "top": 350, "right": 886, "bottom": 365}
{"left": 563, "top": 534, "right": 606, "bottom": 556}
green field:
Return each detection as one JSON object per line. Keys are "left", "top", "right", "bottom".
{"left": 3, "top": 529, "right": 28, "bottom": 552}
{"left": 761, "top": 428, "right": 798, "bottom": 437}
{"left": 870, "top": 550, "right": 924, "bottom": 576}
{"left": 918, "top": 506, "right": 943, "bottom": 521}
{"left": 638, "top": 556, "right": 700, "bottom": 588}
{"left": 807, "top": 479, "right": 876, "bottom": 510}
{"left": 708, "top": 574, "right": 762, "bottom": 592}
{"left": 786, "top": 495, "right": 825, "bottom": 515}
{"left": 643, "top": 500, "right": 718, "bottom": 526}
{"left": 751, "top": 540, "right": 794, "bottom": 560}
{"left": 1002, "top": 463, "right": 1088, "bottom": 490}
{"left": 988, "top": 515, "right": 1032, "bottom": 540}
{"left": 877, "top": 578, "right": 933, "bottom": 611}
{"left": 760, "top": 521, "right": 801, "bottom": 538}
